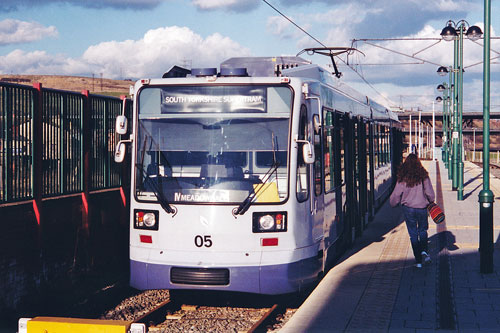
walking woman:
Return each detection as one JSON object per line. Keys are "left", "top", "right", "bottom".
{"left": 390, "top": 153, "right": 435, "bottom": 268}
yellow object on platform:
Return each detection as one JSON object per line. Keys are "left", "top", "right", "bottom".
{"left": 27, "top": 317, "right": 132, "bottom": 333}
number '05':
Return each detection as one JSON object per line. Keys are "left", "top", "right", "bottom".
{"left": 194, "top": 235, "right": 213, "bottom": 248}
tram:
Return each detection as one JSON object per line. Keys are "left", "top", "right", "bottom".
{"left": 114, "top": 56, "right": 402, "bottom": 294}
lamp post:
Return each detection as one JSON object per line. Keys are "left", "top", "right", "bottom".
{"left": 436, "top": 83, "right": 448, "bottom": 167}
{"left": 435, "top": 96, "right": 444, "bottom": 161}
{"left": 440, "top": 20, "right": 483, "bottom": 200}
{"left": 479, "top": 0, "right": 493, "bottom": 273}
{"left": 437, "top": 66, "right": 454, "bottom": 179}
{"left": 473, "top": 128, "right": 476, "bottom": 161}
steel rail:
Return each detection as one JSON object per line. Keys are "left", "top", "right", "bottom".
{"left": 247, "top": 303, "right": 283, "bottom": 333}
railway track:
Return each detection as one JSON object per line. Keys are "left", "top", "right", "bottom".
{"left": 472, "top": 161, "right": 500, "bottom": 179}
{"left": 101, "top": 289, "right": 296, "bottom": 332}
{"left": 141, "top": 302, "right": 285, "bottom": 332}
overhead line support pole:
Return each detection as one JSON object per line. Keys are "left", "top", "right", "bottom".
{"left": 479, "top": 0, "right": 494, "bottom": 274}
{"left": 452, "top": 34, "right": 459, "bottom": 191}
{"left": 457, "top": 25, "right": 464, "bottom": 200}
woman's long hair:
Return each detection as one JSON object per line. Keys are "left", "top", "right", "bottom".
{"left": 396, "top": 153, "right": 429, "bottom": 187}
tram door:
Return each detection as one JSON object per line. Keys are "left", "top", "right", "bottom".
{"left": 322, "top": 109, "right": 337, "bottom": 252}
{"left": 334, "top": 112, "right": 347, "bottom": 246}
{"left": 310, "top": 101, "right": 324, "bottom": 250}
{"left": 344, "top": 115, "right": 356, "bottom": 243}
{"left": 357, "top": 118, "right": 368, "bottom": 233}
{"left": 367, "top": 121, "right": 375, "bottom": 220}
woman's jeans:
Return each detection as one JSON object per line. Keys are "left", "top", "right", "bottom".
{"left": 402, "top": 206, "right": 429, "bottom": 263}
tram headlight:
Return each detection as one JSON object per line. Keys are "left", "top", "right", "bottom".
{"left": 134, "top": 209, "right": 159, "bottom": 230}
{"left": 143, "top": 213, "right": 156, "bottom": 227}
{"left": 259, "top": 215, "right": 275, "bottom": 230}
{"left": 252, "top": 212, "right": 287, "bottom": 233}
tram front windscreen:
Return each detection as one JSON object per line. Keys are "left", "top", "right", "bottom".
{"left": 135, "top": 85, "right": 293, "bottom": 205}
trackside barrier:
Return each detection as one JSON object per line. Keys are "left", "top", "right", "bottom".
{"left": 0, "top": 81, "right": 131, "bottom": 205}
{"left": 18, "top": 317, "right": 145, "bottom": 333}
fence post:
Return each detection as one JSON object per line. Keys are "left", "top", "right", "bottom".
{"left": 32, "top": 83, "right": 44, "bottom": 246}
{"left": 81, "top": 90, "right": 91, "bottom": 237}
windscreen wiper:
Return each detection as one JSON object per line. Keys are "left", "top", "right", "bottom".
{"left": 144, "top": 175, "right": 177, "bottom": 215}
{"left": 137, "top": 133, "right": 177, "bottom": 215}
{"left": 232, "top": 160, "right": 280, "bottom": 216}
{"left": 233, "top": 133, "right": 280, "bottom": 216}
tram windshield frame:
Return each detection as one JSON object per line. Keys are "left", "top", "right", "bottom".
{"left": 134, "top": 84, "right": 293, "bottom": 205}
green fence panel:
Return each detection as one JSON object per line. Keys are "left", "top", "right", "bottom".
{"left": 0, "top": 84, "right": 34, "bottom": 203}
{"left": 90, "top": 96, "right": 124, "bottom": 191}
{"left": 1, "top": 81, "right": 131, "bottom": 205}
{"left": 42, "top": 89, "right": 84, "bottom": 197}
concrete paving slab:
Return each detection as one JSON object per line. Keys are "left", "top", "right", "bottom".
{"left": 281, "top": 158, "right": 500, "bottom": 332}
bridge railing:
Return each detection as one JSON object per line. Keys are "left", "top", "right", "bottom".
{"left": 465, "top": 150, "right": 500, "bottom": 164}
{"left": 0, "top": 82, "right": 131, "bottom": 205}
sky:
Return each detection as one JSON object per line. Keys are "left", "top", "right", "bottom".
{"left": 0, "top": 0, "right": 499, "bottom": 112}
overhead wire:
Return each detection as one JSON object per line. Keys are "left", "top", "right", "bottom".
{"left": 261, "top": 0, "right": 394, "bottom": 106}
{"left": 261, "top": 0, "right": 327, "bottom": 48}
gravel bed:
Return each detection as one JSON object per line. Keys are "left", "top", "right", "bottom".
{"left": 151, "top": 306, "right": 268, "bottom": 332}
{"left": 100, "top": 288, "right": 300, "bottom": 332}
{"left": 267, "top": 308, "right": 297, "bottom": 332}
{"left": 100, "top": 289, "right": 170, "bottom": 321}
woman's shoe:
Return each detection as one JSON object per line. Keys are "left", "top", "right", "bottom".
{"left": 421, "top": 251, "right": 431, "bottom": 264}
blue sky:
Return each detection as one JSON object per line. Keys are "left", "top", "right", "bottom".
{"left": 0, "top": 0, "right": 498, "bottom": 111}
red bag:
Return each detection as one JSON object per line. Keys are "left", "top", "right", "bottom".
{"left": 427, "top": 202, "right": 445, "bottom": 224}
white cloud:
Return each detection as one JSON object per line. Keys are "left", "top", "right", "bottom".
{"left": 0, "top": 0, "right": 162, "bottom": 11}
{"left": 266, "top": 16, "right": 292, "bottom": 37}
{"left": 0, "top": 19, "right": 58, "bottom": 45}
{"left": 83, "top": 26, "right": 251, "bottom": 78}
{"left": 191, "top": 0, "right": 259, "bottom": 12}
{"left": 0, "top": 49, "right": 88, "bottom": 75}
{"left": 0, "top": 26, "right": 251, "bottom": 78}
{"left": 334, "top": 22, "right": 500, "bottom": 110}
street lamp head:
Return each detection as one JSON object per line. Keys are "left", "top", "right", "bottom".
{"left": 466, "top": 25, "right": 483, "bottom": 41}
{"left": 437, "top": 84, "right": 446, "bottom": 92}
{"left": 436, "top": 96, "right": 443, "bottom": 103}
{"left": 437, "top": 66, "right": 449, "bottom": 76}
{"left": 441, "top": 22, "right": 457, "bottom": 41}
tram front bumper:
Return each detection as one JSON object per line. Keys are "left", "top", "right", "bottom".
{"left": 130, "top": 253, "right": 320, "bottom": 295}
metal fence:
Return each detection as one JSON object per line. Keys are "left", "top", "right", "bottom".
{"left": 0, "top": 82, "right": 131, "bottom": 204}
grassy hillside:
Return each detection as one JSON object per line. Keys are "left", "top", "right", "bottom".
{"left": 0, "top": 74, "right": 133, "bottom": 97}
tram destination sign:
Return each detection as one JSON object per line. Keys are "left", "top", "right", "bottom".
{"left": 161, "top": 86, "right": 267, "bottom": 113}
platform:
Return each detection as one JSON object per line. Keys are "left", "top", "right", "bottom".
{"left": 281, "top": 158, "right": 500, "bottom": 332}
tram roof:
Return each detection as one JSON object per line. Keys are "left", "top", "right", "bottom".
{"left": 221, "top": 57, "right": 397, "bottom": 122}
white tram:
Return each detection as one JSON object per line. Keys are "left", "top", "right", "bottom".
{"left": 114, "top": 56, "right": 401, "bottom": 295}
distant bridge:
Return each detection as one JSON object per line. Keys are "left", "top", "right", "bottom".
{"left": 396, "top": 111, "right": 500, "bottom": 150}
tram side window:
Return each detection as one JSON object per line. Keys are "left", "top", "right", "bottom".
{"left": 354, "top": 121, "right": 358, "bottom": 184}
{"left": 387, "top": 128, "right": 392, "bottom": 163}
{"left": 324, "top": 110, "right": 334, "bottom": 193}
{"left": 336, "top": 112, "right": 345, "bottom": 186}
{"left": 375, "top": 127, "right": 378, "bottom": 165}
{"left": 380, "top": 126, "right": 384, "bottom": 167}
{"left": 296, "top": 105, "right": 309, "bottom": 202}
{"left": 314, "top": 115, "right": 322, "bottom": 196}
{"left": 366, "top": 122, "right": 371, "bottom": 186}
{"left": 386, "top": 127, "right": 391, "bottom": 163}
{"left": 379, "top": 126, "right": 384, "bottom": 165}
{"left": 381, "top": 126, "right": 388, "bottom": 165}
